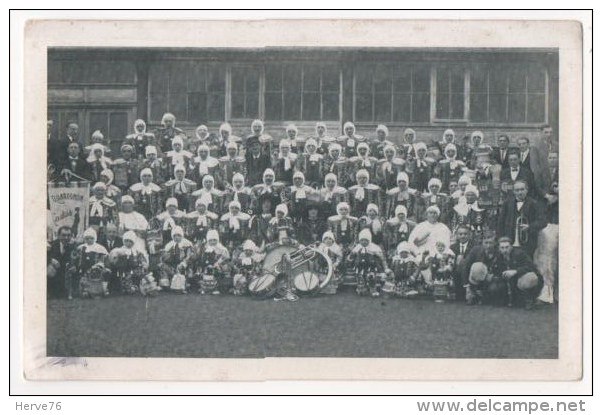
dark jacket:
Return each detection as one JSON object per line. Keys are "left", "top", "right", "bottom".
{"left": 491, "top": 146, "right": 511, "bottom": 169}
{"left": 500, "top": 166, "right": 537, "bottom": 197}
{"left": 461, "top": 245, "right": 503, "bottom": 286}
{"left": 57, "top": 156, "right": 94, "bottom": 182}
{"left": 497, "top": 196, "right": 547, "bottom": 256}
{"left": 48, "top": 239, "right": 76, "bottom": 269}
{"left": 98, "top": 235, "right": 124, "bottom": 252}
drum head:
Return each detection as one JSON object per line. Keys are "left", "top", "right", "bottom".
{"left": 248, "top": 274, "right": 276, "bottom": 298}
{"left": 262, "top": 244, "right": 297, "bottom": 274}
{"left": 293, "top": 271, "right": 320, "bottom": 295}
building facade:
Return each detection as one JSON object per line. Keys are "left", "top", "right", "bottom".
{"left": 48, "top": 47, "right": 558, "bottom": 153}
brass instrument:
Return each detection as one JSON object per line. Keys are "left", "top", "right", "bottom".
{"left": 514, "top": 214, "right": 529, "bottom": 247}
{"left": 276, "top": 243, "right": 319, "bottom": 273}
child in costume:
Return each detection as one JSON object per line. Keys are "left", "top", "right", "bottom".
{"left": 107, "top": 230, "right": 148, "bottom": 295}
{"left": 159, "top": 226, "right": 193, "bottom": 292}
{"left": 66, "top": 228, "right": 110, "bottom": 299}
{"left": 317, "top": 231, "right": 343, "bottom": 294}
{"left": 232, "top": 240, "right": 265, "bottom": 296}
{"left": 185, "top": 229, "right": 231, "bottom": 295}
{"left": 348, "top": 229, "right": 390, "bottom": 297}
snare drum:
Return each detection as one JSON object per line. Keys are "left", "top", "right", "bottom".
{"left": 248, "top": 274, "right": 277, "bottom": 299}
{"left": 293, "top": 271, "right": 321, "bottom": 296}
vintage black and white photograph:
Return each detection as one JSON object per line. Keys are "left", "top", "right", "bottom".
{"left": 44, "top": 45, "right": 561, "bottom": 360}
{"left": 16, "top": 17, "right": 584, "bottom": 383}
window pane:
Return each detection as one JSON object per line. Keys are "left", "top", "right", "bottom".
{"left": 207, "top": 94, "right": 225, "bottom": 120}
{"left": 265, "top": 64, "right": 282, "bottom": 92}
{"left": 188, "top": 64, "right": 206, "bottom": 92}
{"left": 393, "top": 68, "right": 411, "bottom": 93}
{"left": 489, "top": 70, "right": 507, "bottom": 93}
{"left": 527, "top": 94, "right": 545, "bottom": 123}
{"left": 207, "top": 66, "right": 225, "bottom": 92}
{"left": 322, "top": 67, "right": 339, "bottom": 92}
{"left": 283, "top": 65, "right": 302, "bottom": 93}
{"left": 508, "top": 67, "right": 526, "bottom": 93}
{"left": 450, "top": 69, "right": 465, "bottom": 93}
{"left": 265, "top": 92, "right": 282, "bottom": 121}
{"left": 89, "top": 112, "right": 109, "bottom": 137}
{"left": 109, "top": 112, "right": 128, "bottom": 141}
{"left": 436, "top": 93, "right": 450, "bottom": 119}
{"left": 527, "top": 66, "right": 546, "bottom": 93}
{"left": 169, "top": 62, "right": 189, "bottom": 93}
{"left": 470, "top": 69, "right": 488, "bottom": 93}
{"left": 489, "top": 94, "right": 507, "bottom": 123}
{"left": 150, "top": 62, "right": 169, "bottom": 93}
{"left": 451, "top": 94, "right": 465, "bottom": 119}
{"left": 168, "top": 93, "right": 188, "bottom": 120}
{"left": 470, "top": 93, "right": 488, "bottom": 122}
{"left": 303, "top": 65, "right": 321, "bottom": 92}
{"left": 355, "top": 66, "right": 372, "bottom": 92}
{"left": 393, "top": 93, "right": 411, "bottom": 122}
{"left": 231, "top": 68, "right": 245, "bottom": 92}
{"left": 283, "top": 93, "right": 301, "bottom": 120}
{"left": 246, "top": 93, "right": 259, "bottom": 119}
{"left": 246, "top": 68, "right": 260, "bottom": 92}
{"left": 508, "top": 93, "right": 526, "bottom": 123}
{"left": 412, "top": 92, "right": 430, "bottom": 122}
{"left": 231, "top": 93, "right": 245, "bottom": 118}
{"left": 48, "top": 61, "right": 62, "bottom": 84}
{"left": 374, "top": 93, "right": 391, "bottom": 122}
{"left": 188, "top": 92, "right": 208, "bottom": 122}
{"left": 437, "top": 70, "right": 450, "bottom": 95}
{"left": 373, "top": 66, "right": 391, "bottom": 93}
{"left": 302, "top": 92, "right": 320, "bottom": 120}
{"left": 355, "top": 93, "right": 372, "bottom": 122}
{"left": 322, "top": 93, "right": 339, "bottom": 120}
{"left": 413, "top": 68, "right": 430, "bottom": 92}
{"left": 149, "top": 94, "right": 166, "bottom": 122}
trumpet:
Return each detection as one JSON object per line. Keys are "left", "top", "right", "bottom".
{"left": 514, "top": 215, "right": 529, "bottom": 247}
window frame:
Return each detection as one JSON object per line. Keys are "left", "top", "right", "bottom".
{"left": 431, "top": 66, "right": 470, "bottom": 123}
{"left": 350, "top": 62, "right": 549, "bottom": 127}
{"left": 463, "top": 64, "right": 549, "bottom": 127}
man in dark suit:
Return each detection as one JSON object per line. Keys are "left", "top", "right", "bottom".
{"left": 47, "top": 226, "right": 76, "bottom": 299}
{"left": 57, "top": 141, "right": 93, "bottom": 182}
{"left": 498, "top": 237, "right": 544, "bottom": 309}
{"left": 491, "top": 134, "right": 511, "bottom": 170}
{"left": 461, "top": 231, "right": 504, "bottom": 305}
{"left": 497, "top": 180, "right": 547, "bottom": 257}
{"left": 450, "top": 225, "right": 476, "bottom": 301}
{"left": 54, "top": 122, "right": 82, "bottom": 161}
{"left": 517, "top": 136, "right": 550, "bottom": 198}
{"left": 245, "top": 136, "right": 272, "bottom": 186}
{"left": 500, "top": 152, "right": 537, "bottom": 198}
{"left": 97, "top": 223, "right": 123, "bottom": 252}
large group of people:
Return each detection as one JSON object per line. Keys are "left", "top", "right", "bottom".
{"left": 46, "top": 113, "right": 559, "bottom": 309}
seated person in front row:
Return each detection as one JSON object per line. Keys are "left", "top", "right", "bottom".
{"left": 159, "top": 226, "right": 192, "bottom": 291}
{"left": 347, "top": 229, "right": 391, "bottom": 297}
{"left": 184, "top": 229, "right": 231, "bottom": 295}
{"left": 107, "top": 230, "right": 148, "bottom": 295}
{"left": 231, "top": 240, "right": 265, "bottom": 296}
{"left": 66, "top": 228, "right": 110, "bottom": 300}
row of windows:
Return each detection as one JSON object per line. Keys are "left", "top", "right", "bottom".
{"left": 49, "top": 59, "right": 549, "bottom": 125}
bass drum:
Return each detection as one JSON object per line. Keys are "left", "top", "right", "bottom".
{"left": 262, "top": 242, "right": 299, "bottom": 274}
{"left": 263, "top": 242, "right": 333, "bottom": 296}
{"left": 248, "top": 274, "right": 277, "bottom": 299}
